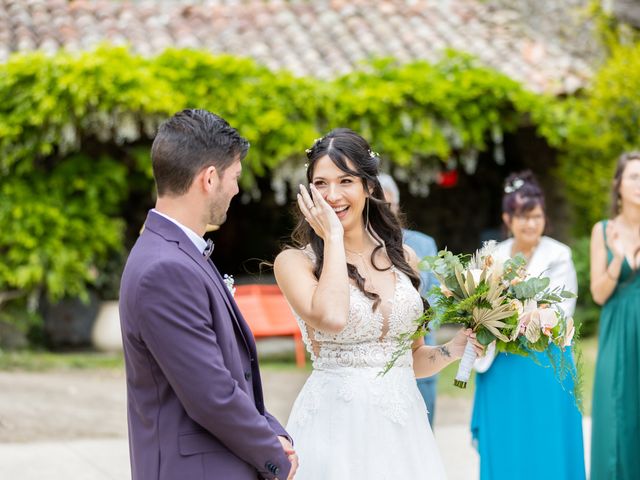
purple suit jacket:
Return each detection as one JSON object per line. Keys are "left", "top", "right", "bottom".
{"left": 119, "top": 211, "right": 292, "bottom": 480}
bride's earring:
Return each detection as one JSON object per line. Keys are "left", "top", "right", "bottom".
{"left": 365, "top": 197, "right": 370, "bottom": 231}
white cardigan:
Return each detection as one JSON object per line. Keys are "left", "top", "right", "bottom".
{"left": 474, "top": 236, "right": 578, "bottom": 373}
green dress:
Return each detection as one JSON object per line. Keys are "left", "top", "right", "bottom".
{"left": 591, "top": 220, "right": 640, "bottom": 479}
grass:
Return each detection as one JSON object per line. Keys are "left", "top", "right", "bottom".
{"left": 578, "top": 335, "right": 598, "bottom": 415}
{"left": 0, "top": 349, "right": 125, "bottom": 371}
{"left": 0, "top": 337, "right": 598, "bottom": 414}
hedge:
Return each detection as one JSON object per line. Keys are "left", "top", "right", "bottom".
{"left": 0, "top": 45, "right": 545, "bottom": 305}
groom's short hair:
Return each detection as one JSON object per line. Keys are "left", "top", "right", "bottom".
{"left": 151, "top": 109, "right": 250, "bottom": 196}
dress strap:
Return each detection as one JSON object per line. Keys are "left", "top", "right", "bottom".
{"left": 300, "top": 245, "right": 317, "bottom": 263}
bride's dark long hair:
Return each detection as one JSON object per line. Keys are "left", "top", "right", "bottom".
{"left": 289, "top": 128, "right": 420, "bottom": 309}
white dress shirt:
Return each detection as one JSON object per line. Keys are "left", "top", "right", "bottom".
{"left": 152, "top": 209, "right": 208, "bottom": 255}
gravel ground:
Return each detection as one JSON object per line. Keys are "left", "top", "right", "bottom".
{"left": 0, "top": 367, "right": 471, "bottom": 443}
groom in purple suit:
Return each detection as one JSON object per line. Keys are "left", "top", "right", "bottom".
{"left": 119, "top": 109, "right": 296, "bottom": 480}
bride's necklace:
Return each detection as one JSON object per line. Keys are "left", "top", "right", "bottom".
{"left": 344, "top": 246, "right": 367, "bottom": 258}
{"left": 345, "top": 247, "right": 378, "bottom": 293}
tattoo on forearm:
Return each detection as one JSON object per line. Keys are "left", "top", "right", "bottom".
{"left": 438, "top": 345, "right": 451, "bottom": 358}
{"left": 426, "top": 345, "right": 451, "bottom": 363}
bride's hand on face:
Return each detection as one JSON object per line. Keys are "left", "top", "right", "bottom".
{"left": 448, "top": 328, "right": 484, "bottom": 358}
{"left": 297, "top": 184, "right": 344, "bottom": 241}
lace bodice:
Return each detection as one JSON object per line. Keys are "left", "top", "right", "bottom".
{"left": 292, "top": 249, "right": 424, "bottom": 370}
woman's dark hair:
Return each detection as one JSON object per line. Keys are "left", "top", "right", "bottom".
{"left": 611, "top": 151, "right": 640, "bottom": 216}
{"left": 502, "top": 170, "right": 545, "bottom": 217}
{"left": 289, "top": 128, "right": 420, "bottom": 310}
{"left": 611, "top": 151, "right": 640, "bottom": 268}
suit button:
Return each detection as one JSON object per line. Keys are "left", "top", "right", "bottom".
{"left": 265, "top": 461, "right": 278, "bottom": 475}
{"left": 244, "top": 371, "right": 251, "bottom": 381}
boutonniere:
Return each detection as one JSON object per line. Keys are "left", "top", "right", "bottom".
{"left": 223, "top": 274, "right": 236, "bottom": 297}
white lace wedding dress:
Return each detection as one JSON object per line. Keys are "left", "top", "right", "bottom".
{"left": 286, "top": 253, "right": 447, "bottom": 479}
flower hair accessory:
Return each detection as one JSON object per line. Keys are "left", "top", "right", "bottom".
{"left": 305, "top": 137, "right": 324, "bottom": 155}
{"left": 504, "top": 178, "right": 525, "bottom": 194}
{"left": 369, "top": 149, "right": 379, "bottom": 159}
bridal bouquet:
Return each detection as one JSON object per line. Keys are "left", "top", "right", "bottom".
{"left": 383, "top": 241, "right": 576, "bottom": 389}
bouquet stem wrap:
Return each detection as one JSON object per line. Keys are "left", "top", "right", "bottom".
{"left": 454, "top": 339, "right": 477, "bottom": 388}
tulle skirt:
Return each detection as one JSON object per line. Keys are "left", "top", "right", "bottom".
{"left": 286, "top": 365, "right": 447, "bottom": 479}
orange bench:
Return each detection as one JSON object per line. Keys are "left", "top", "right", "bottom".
{"left": 234, "top": 284, "right": 306, "bottom": 368}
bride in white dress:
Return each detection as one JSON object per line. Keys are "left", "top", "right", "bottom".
{"left": 274, "top": 129, "right": 482, "bottom": 480}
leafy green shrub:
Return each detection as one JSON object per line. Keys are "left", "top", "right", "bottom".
{"left": 0, "top": 45, "right": 544, "bottom": 298}
{"left": 0, "top": 45, "right": 589, "bottom": 341}
{"left": 551, "top": 42, "right": 640, "bottom": 234}
{"left": 0, "top": 155, "right": 127, "bottom": 301}
{"left": 0, "top": 301, "right": 42, "bottom": 349}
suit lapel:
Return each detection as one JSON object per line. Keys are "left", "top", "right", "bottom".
{"left": 142, "top": 211, "right": 254, "bottom": 357}
{"left": 179, "top": 244, "right": 254, "bottom": 356}
{"left": 208, "top": 261, "right": 259, "bottom": 357}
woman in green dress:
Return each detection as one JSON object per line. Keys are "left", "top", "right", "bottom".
{"left": 590, "top": 151, "right": 640, "bottom": 480}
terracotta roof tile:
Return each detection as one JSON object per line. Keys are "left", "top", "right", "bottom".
{"left": 0, "top": 0, "right": 591, "bottom": 93}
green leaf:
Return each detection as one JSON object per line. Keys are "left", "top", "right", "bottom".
{"left": 476, "top": 327, "right": 496, "bottom": 346}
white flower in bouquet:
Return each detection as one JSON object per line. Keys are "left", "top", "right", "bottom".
{"left": 469, "top": 268, "right": 484, "bottom": 285}
{"left": 538, "top": 307, "right": 559, "bottom": 337}
{"left": 564, "top": 317, "right": 575, "bottom": 347}
{"left": 469, "top": 240, "right": 498, "bottom": 270}
{"left": 468, "top": 240, "right": 506, "bottom": 280}
{"left": 510, "top": 299, "right": 537, "bottom": 340}
{"left": 516, "top": 303, "right": 559, "bottom": 344}
{"left": 523, "top": 299, "right": 537, "bottom": 313}
{"left": 510, "top": 298, "right": 524, "bottom": 316}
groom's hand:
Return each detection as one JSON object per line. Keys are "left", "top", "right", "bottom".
{"left": 278, "top": 436, "right": 298, "bottom": 479}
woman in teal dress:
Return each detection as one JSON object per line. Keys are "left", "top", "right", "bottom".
{"left": 590, "top": 152, "right": 640, "bottom": 480}
{"left": 471, "top": 171, "right": 585, "bottom": 480}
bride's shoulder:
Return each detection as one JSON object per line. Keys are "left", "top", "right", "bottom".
{"left": 275, "top": 245, "right": 315, "bottom": 268}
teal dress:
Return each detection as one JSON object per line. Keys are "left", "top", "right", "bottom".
{"left": 471, "top": 349, "right": 585, "bottom": 480}
{"left": 471, "top": 237, "right": 585, "bottom": 480}
{"left": 590, "top": 220, "right": 640, "bottom": 479}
